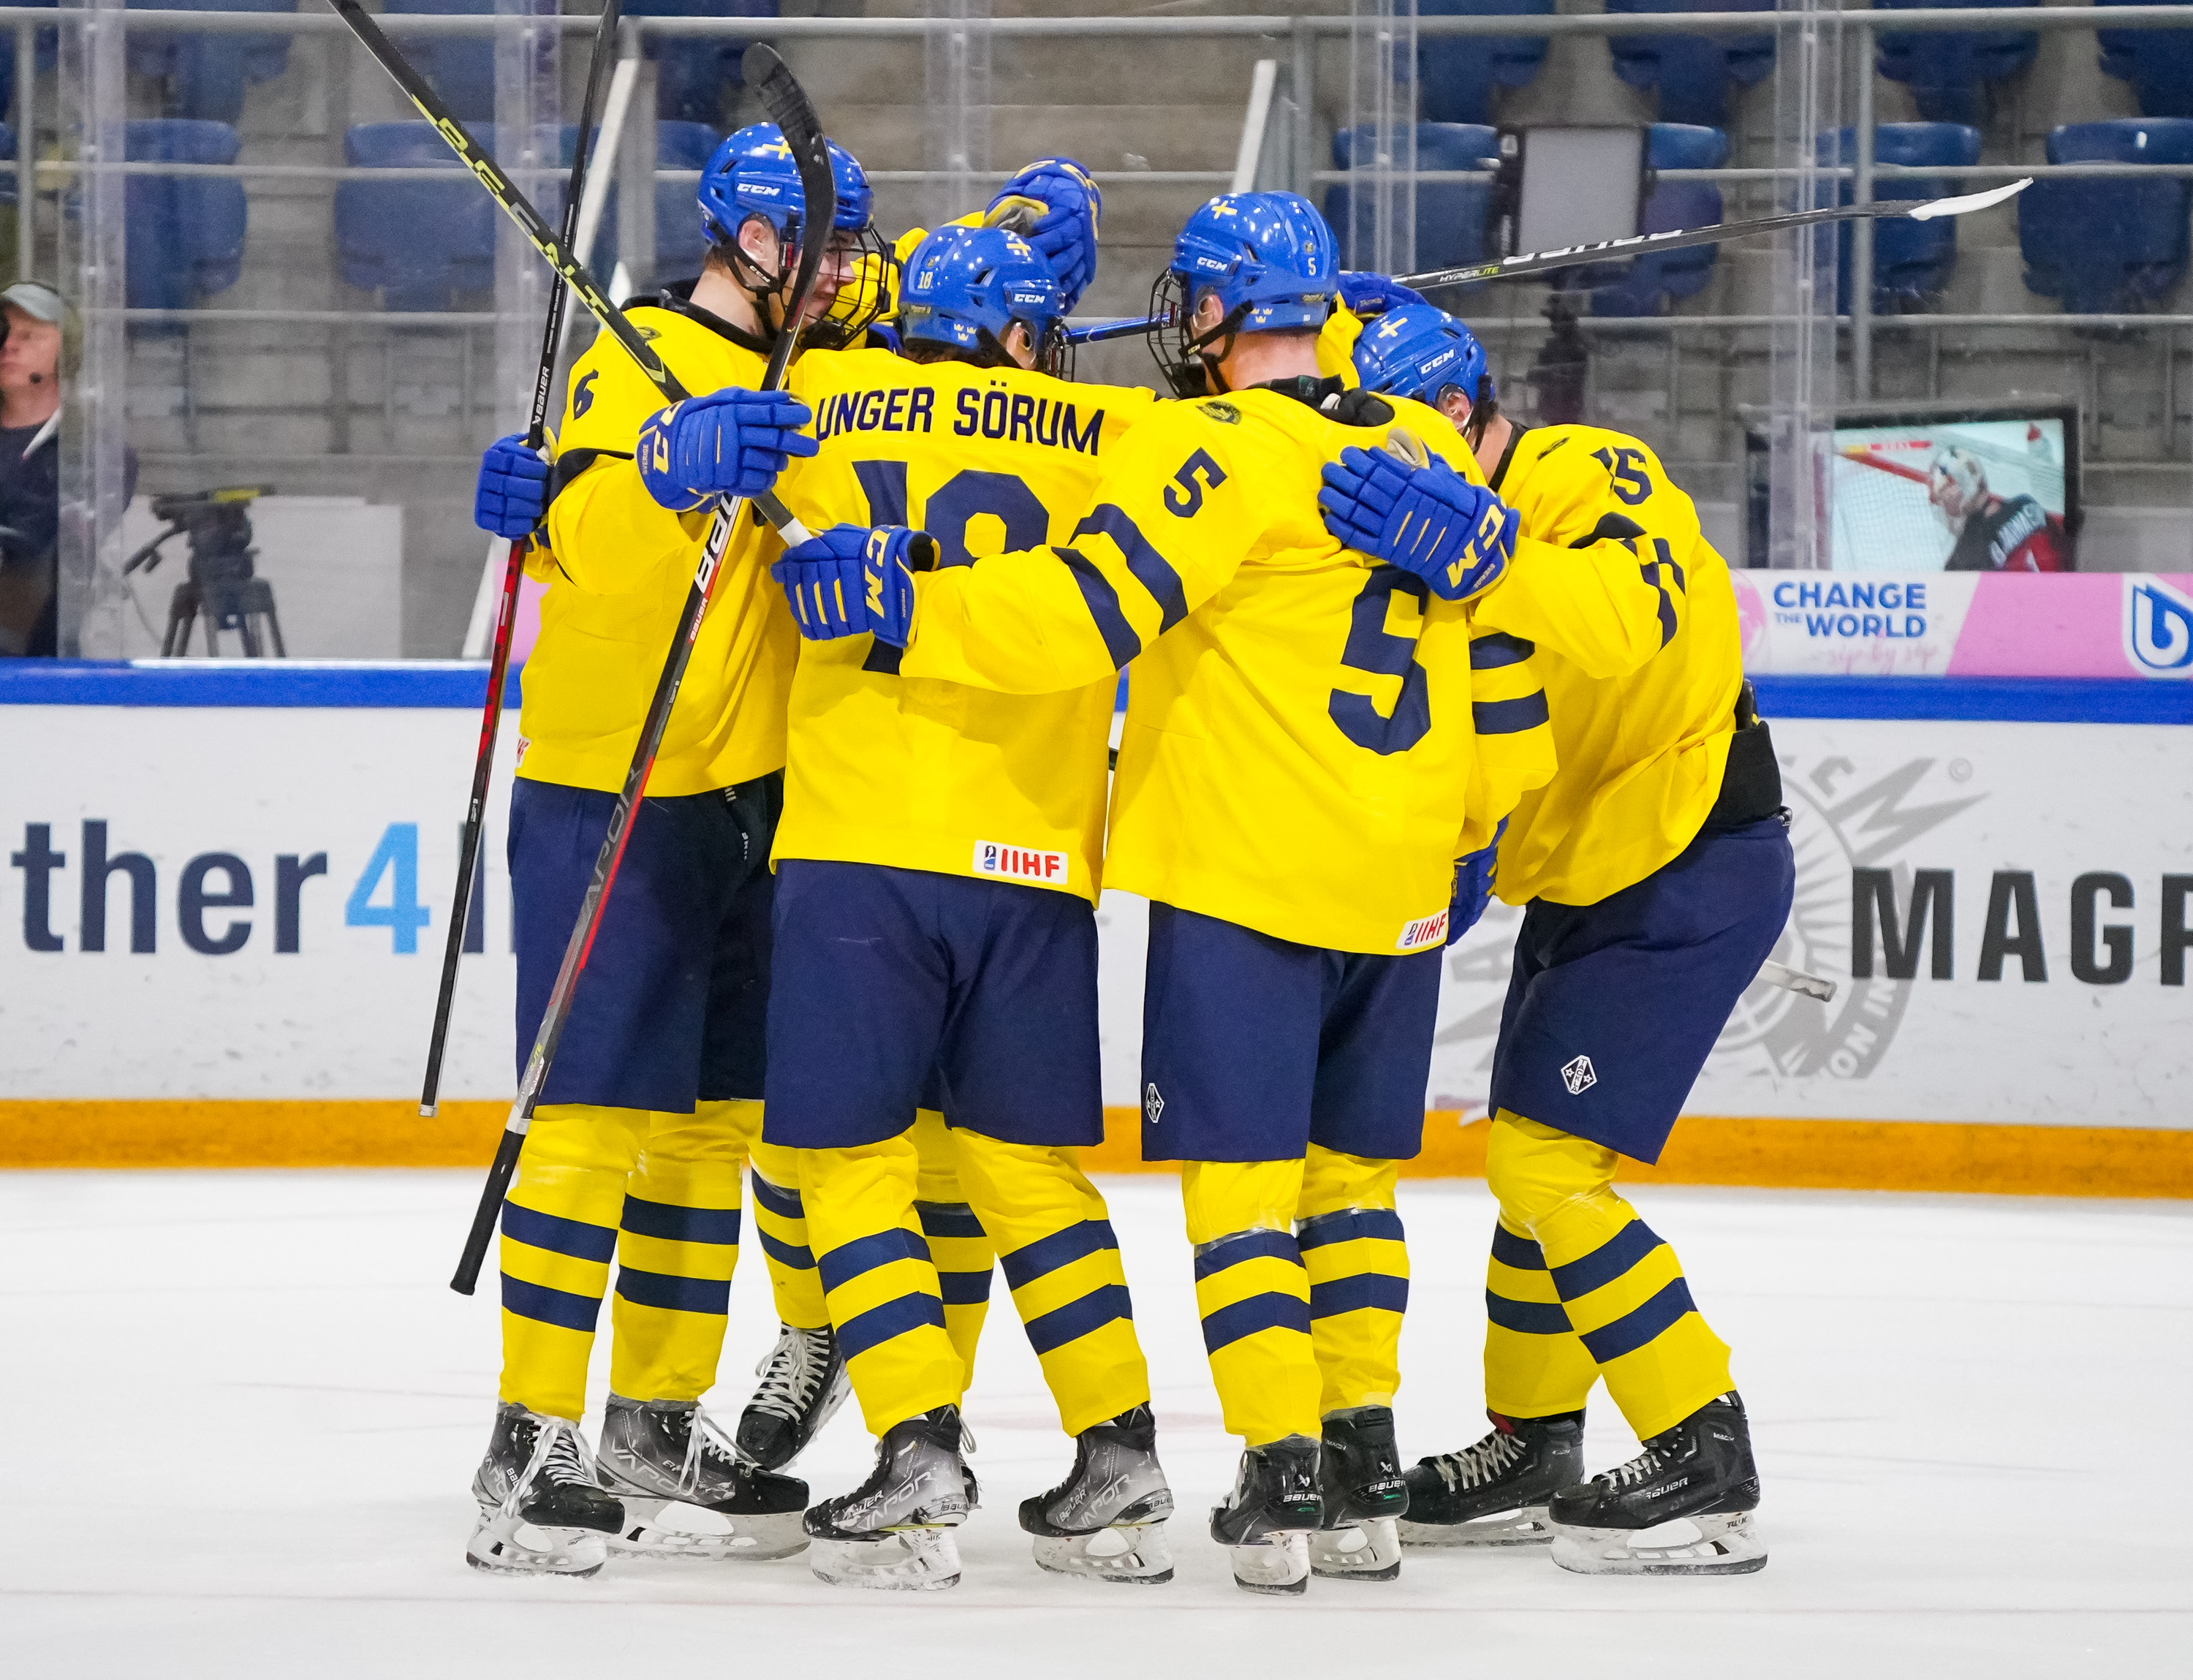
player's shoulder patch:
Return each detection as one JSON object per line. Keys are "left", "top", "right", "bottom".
{"left": 1197, "top": 398, "right": 1241, "bottom": 425}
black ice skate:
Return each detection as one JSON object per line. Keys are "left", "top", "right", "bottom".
{"left": 466, "top": 1402, "right": 624, "bottom": 1578}
{"left": 1547, "top": 1392, "right": 1766, "bottom": 1576}
{"left": 1398, "top": 1410, "right": 1583, "bottom": 1549}
{"left": 1210, "top": 1435, "right": 1324, "bottom": 1596}
{"left": 1018, "top": 1404, "right": 1175, "bottom": 1584}
{"left": 595, "top": 1394, "right": 809, "bottom": 1562}
{"left": 735, "top": 1322, "right": 849, "bottom": 1470}
{"left": 1308, "top": 1405, "right": 1409, "bottom": 1581}
{"left": 804, "top": 1404, "right": 969, "bottom": 1591}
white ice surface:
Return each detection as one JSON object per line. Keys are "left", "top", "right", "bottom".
{"left": 4, "top": 1173, "right": 2188, "bottom": 1678}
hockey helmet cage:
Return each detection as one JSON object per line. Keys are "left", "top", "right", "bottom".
{"left": 697, "top": 122, "right": 887, "bottom": 346}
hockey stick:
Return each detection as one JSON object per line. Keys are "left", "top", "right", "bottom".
{"left": 1062, "top": 178, "right": 2033, "bottom": 344}
{"left": 320, "top": 1, "right": 831, "bottom": 1294}
{"left": 458, "top": 47, "right": 831, "bottom": 1298}
{"left": 417, "top": 0, "right": 628, "bottom": 1122}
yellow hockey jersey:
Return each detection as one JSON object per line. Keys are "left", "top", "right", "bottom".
{"left": 523, "top": 298, "right": 797, "bottom": 797}
{"left": 1472, "top": 424, "right": 1745, "bottom": 907}
{"left": 769, "top": 349, "right": 1158, "bottom": 900}
{"left": 901, "top": 385, "right": 1555, "bottom": 954}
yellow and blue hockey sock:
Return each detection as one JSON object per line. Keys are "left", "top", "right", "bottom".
{"left": 955, "top": 1129, "right": 1149, "bottom": 1437}
{"left": 606, "top": 1098, "right": 754, "bottom": 1404}
{"left": 1485, "top": 1111, "right": 1732, "bottom": 1439}
{"left": 749, "top": 1137, "right": 829, "bottom": 1331}
{"left": 497, "top": 1102, "right": 651, "bottom": 1422}
{"left": 911, "top": 1108, "right": 997, "bottom": 1382}
{"left": 1295, "top": 1145, "right": 1409, "bottom": 1415}
{"left": 1182, "top": 1159, "right": 1321, "bottom": 1448}
{"left": 1480, "top": 1212, "right": 1599, "bottom": 1420}
{"left": 800, "top": 1134, "right": 963, "bottom": 1436}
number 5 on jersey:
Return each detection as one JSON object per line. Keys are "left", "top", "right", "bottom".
{"left": 1164, "top": 450, "right": 1227, "bottom": 516}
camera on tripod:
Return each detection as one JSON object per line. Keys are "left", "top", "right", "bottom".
{"left": 124, "top": 484, "right": 286, "bottom": 657}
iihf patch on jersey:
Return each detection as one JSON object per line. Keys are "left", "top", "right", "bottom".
{"left": 973, "top": 840, "right": 1069, "bottom": 885}
{"left": 1144, "top": 1083, "right": 1164, "bottom": 1126}
{"left": 1395, "top": 909, "right": 1450, "bottom": 951}
{"left": 1561, "top": 1054, "right": 1599, "bottom": 1096}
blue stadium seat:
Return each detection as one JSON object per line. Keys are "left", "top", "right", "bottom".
{"left": 2098, "top": 0, "right": 2193, "bottom": 119}
{"left": 341, "top": 121, "right": 716, "bottom": 309}
{"left": 1817, "top": 124, "right": 1980, "bottom": 314}
{"left": 1591, "top": 123, "right": 1726, "bottom": 317}
{"left": 125, "top": 0, "right": 296, "bottom": 125}
{"left": 1417, "top": 0, "right": 1552, "bottom": 127}
{"left": 382, "top": 0, "right": 496, "bottom": 123}
{"left": 124, "top": 119, "right": 247, "bottom": 313}
{"left": 2020, "top": 118, "right": 2193, "bottom": 314}
{"left": 558, "top": 121, "right": 721, "bottom": 281}
{"left": 1874, "top": 0, "right": 2037, "bottom": 127}
{"left": 338, "top": 122, "right": 499, "bottom": 310}
{"left": 1605, "top": 0, "right": 1773, "bottom": 128}
{"left": 1325, "top": 122, "right": 1499, "bottom": 279}
{"left": 624, "top": 0, "right": 778, "bottom": 126}
{"left": 0, "top": 0, "right": 58, "bottom": 130}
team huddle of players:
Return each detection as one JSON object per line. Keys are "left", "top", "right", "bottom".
{"left": 461, "top": 123, "right": 1795, "bottom": 1595}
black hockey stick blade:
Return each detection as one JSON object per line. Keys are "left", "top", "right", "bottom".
{"left": 740, "top": 42, "right": 838, "bottom": 393}
{"left": 447, "top": 50, "right": 838, "bottom": 1298}
{"left": 1398, "top": 178, "right": 2032, "bottom": 295}
{"left": 417, "top": 0, "right": 626, "bottom": 1121}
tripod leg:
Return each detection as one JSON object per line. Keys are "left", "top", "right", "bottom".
{"left": 240, "top": 612, "right": 261, "bottom": 659}
{"left": 267, "top": 606, "right": 287, "bottom": 658}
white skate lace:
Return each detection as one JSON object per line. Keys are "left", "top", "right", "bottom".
{"left": 1428, "top": 1428, "right": 1526, "bottom": 1492}
{"left": 513, "top": 1415, "right": 601, "bottom": 1507}
{"left": 749, "top": 1323, "right": 830, "bottom": 1421}
{"left": 1603, "top": 1444, "right": 1671, "bottom": 1489}
{"left": 672, "top": 1407, "right": 745, "bottom": 1497}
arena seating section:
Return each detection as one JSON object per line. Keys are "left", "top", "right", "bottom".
{"left": 52, "top": 0, "right": 2193, "bottom": 647}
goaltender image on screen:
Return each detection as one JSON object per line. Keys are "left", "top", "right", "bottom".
{"left": 1828, "top": 415, "right": 2073, "bottom": 572}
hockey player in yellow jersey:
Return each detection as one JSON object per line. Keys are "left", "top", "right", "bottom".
{"left": 773, "top": 194, "right": 1554, "bottom": 1596}
{"left": 755, "top": 224, "right": 1173, "bottom": 1593}
{"left": 1325, "top": 303, "right": 1793, "bottom": 1577}
{"left": 455, "top": 124, "right": 897, "bottom": 1579}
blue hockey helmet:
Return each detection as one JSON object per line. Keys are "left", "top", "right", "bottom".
{"left": 1152, "top": 191, "right": 1339, "bottom": 394}
{"left": 697, "top": 121, "right": 875, "bottom": 248}
{"left": 900, "top": 224, "right": 1069, "bottom": 372}
{"left": 697, "top": 122, "right": 887, "bottom": 345}
{"left": 1352, "top": 303, "right": 1493, "bottom": 413}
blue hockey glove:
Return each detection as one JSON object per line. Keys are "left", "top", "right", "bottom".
{"left": 1447, "top": 820, "right": 1505, "bottom": 946}
{"left": 988, "top": 156, "right": 1102, "bottom": 313}
{"left": 772, "top": 523, "right": 931, "bottom": 646}
{"left": 474, "top": 433, "right": 549, "bottom": 539}
{"left": 1337, "top": 270, "right": 1425, "bottom": 320}
{"left": 636, "top": 386, "right": 816, "bottom": 512}
{"left": 1319, "top": 444, "right": 1518, "bottom": 602}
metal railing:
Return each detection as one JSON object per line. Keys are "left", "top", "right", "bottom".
{"left": 25, "top": 6, "right": 2193, "bottom": 419}
{"left": 18, "top": 6, "right": 2193, "bottom": 357}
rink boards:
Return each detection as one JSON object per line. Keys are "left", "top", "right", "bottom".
{"left": 3, "top": 661, "right": 2190, "bottom": 1192}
